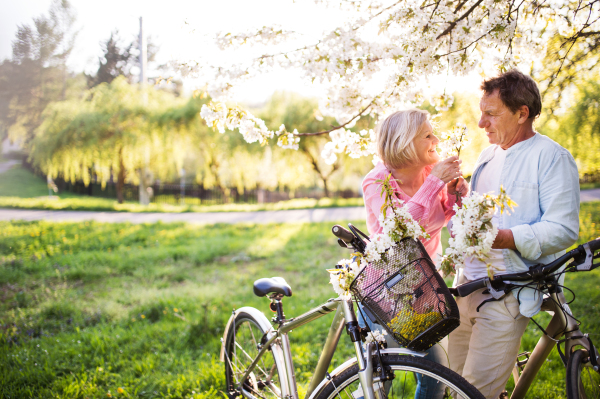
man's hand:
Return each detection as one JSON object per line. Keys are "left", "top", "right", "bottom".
{"left": 447, "top": 176, "right": 469, "bottom": 199}
{"left": 492, "top": 229, "right": 517, "bottom": 250}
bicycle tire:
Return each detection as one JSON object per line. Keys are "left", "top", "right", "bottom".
{"left": 312, "top": 354, "right": 485, "bottom": 399}
{"left": 223, "top": 311, "right": 286, "bottom": 399}
{"left": 566, "top": 349, "right": 600, "bottom": 399}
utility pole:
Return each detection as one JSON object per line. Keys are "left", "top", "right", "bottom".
{"left": 138, "top": 16, "right": 152, "bottom": 205}
{"left": 180, "top": 168, "right": 186, "bottom": 206}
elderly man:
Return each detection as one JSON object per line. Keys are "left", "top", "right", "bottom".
{"left": 448, "top": 70, "right": 580, "bottom": 399}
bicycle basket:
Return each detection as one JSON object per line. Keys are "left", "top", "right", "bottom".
{"left": 350, "top": 237, "right": 460, "bottom": 351}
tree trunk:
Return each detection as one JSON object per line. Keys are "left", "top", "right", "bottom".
{"left": 116, "top": 148, "right": 126, "bottom": 204}
{"left": 302, "top": 148, "right": 339, "bottom": 198}
{"left": 322, "top": 178, "right": 330, "bottom": 198}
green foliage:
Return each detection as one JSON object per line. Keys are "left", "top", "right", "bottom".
{"left": 30, "top": 76, "right": 195, "bottom": 187}
{"left": 0, "top": 204, "right": 598, "bottom": 397}
{"left": 259, "top": 92, "right": 374, "bottom": 194}
{"left": 541, "top": 80, "right": 600, "bottom": 176}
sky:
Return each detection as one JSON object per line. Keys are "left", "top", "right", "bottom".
{"left": 0, "top": 0, "right": 480, "bottom": 102}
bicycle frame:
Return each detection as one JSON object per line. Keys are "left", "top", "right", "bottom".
{"left": 509, "top": 290, "right": 599, "bottom": 399}
{"left": 222, "top": 297, "right": 425, "bottom": 399}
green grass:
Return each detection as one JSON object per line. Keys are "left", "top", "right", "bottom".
{"left": 0, "top": 203, "right": 598, "bottom": 398}
{"left": 580, "top": 181, "right": 600, "bottom": 190}
{"left": 0, "top": 164, "right": 364, "bottom": 212}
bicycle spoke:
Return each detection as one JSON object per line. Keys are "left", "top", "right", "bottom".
{"left": 232, "top": 340, "right": 273, "bottom": 381}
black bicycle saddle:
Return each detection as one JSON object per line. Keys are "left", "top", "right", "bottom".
{"left": 253, "top": 277, "right": 293, "bottom": 297}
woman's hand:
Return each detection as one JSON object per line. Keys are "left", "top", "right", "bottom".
{"left": 430, "top": 156, "right": 462, "bottom": 184}
{"left": 447, "top": 176, "right": 469, "bottom": 199}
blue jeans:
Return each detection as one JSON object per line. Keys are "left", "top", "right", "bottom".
{"left": 358, "top": 304, "right": 446, "bottom": 399}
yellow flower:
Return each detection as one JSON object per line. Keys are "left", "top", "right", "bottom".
{"left": 141, "top": 315, "right": 146, "bottom": 319}
{"left": 388, "top": 310, "right": 443, "bottom": 341}
{"left": 173, "top": 308, "right": 178, "bottom": 312}
{"left": 107, "top": 393, "right": 112, "bottom": 398}
{"left": 117, "top": 387, "right": 125, "bottom": 394}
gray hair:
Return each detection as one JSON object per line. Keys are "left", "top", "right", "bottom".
{"left": 376, "top": 109, "right": 430, "bottom": 169}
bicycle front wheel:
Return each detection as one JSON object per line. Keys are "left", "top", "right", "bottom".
{"left": 312, "top": 354, "right": 484, "bottom": 399}
{"left": 223, "top": 310, "right": 286, "bottom": 398}
{"left": 566, "top": 349, "right": 600, "bottom": 399}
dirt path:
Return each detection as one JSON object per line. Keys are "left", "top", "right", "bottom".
{"left": 0, "top": 160, "right": 20, "bottom": 174}
{"left": 0, "top": 207, "right": 367, "bottom": 224}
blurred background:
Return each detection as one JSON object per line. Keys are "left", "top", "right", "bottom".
{"left": 1, "top": 2, "right": 599, "bottom": 399}
{"left": 2, "top": 1, "right": 599, "bottom": 211}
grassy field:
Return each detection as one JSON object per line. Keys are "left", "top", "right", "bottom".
{"left": 0, "top": 202, "right": 598, "bottom": 398}
{"left": 0, "top": 164, "right": 364, "bottom": 213}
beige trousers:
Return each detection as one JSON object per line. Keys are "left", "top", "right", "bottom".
{"left": 448, "top": 288, "right": 530, "bottom": 399}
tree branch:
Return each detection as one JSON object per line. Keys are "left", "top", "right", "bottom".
{"left": 292, "top": 98, "right": 376, "bottom": 136}
{"left": 436, "top": 0, "right": 484, "bottom": 40}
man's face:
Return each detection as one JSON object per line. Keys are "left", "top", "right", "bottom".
{"left": 478, "top": 90, "right": 521, "bottom": 148}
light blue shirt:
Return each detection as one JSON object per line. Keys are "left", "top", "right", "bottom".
{"left": 470, "top": 133, "right": 580, "bottom": 317}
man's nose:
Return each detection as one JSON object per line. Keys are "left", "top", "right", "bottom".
{"left": 478, "top": 116, "right": 487, "bottom": 129}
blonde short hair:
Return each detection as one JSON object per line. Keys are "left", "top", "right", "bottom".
{"left": 376, "top": 109, "right": 430, "bottom": 169}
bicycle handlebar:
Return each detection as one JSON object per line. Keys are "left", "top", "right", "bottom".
{"left": 453, "top": 238, "right": 600, "bottom": 297}
{"left": 589, "top": 237, "right": 600, "bottom": 252}
{"left": 332, "top": 225, "right": 355, "bottom": 243}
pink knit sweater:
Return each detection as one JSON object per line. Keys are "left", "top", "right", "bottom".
{"left": 362, "top": 162, "right": 457, "bottom": 264}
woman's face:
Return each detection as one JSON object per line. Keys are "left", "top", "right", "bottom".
{"left": 413, "top": 121, "right": 440, "bottom": 166}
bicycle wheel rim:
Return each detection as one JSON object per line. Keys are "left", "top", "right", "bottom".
{"left": 316, "top": 355, "right": 483, "bottom": 399}
{"left": 225, "top": 315, "right": 283, "bottom": 398}
{"left": 573, "top": 352, "right": 600, "bottom": 399}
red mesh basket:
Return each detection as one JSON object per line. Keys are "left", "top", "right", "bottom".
{"left": 351, "top": 237, "right": 460, "bottom": 351}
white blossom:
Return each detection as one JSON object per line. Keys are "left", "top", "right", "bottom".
{"left": 438, "top": 124, "right": 471, "bottom": 158}
{"left": 328, "top": 257, "right": 366, "bottom": 299}
{"left": 440, "top": 189, "right": 516, "bottom": 276}
{"left": 189, "top": 1, "right": 596, "bottom": 161}
{"left": 364, "top": 329, "right": 388, "bottom": 349}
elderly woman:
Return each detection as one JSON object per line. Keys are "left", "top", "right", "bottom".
{"left": 359, "top": 109, "right": 468, "bottom": 399}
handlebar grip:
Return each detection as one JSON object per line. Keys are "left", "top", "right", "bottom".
{"left": 588, "top": 238, "right": 600, "bottom": 252}
{"left": 456, "top": 279, "right": 487, "bottom": 297}
{"left": 332, "top": 225, "right": 355, "bottom": 243}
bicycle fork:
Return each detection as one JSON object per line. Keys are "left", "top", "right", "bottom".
{"left": 340, "top": 299, "right": 385, "bottom": 399}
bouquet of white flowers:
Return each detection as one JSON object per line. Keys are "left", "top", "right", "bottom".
{"left": 440, "top": 187, "right": 517, "bottom": 278}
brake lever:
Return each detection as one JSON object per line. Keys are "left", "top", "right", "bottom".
{"left": 575, "top": 243, "right": 594, "bottom": 271}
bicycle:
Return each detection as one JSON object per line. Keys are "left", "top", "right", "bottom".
{"left": 220, "top": 224, "right": 485, "bottom": 399}
{"left": 450, "top": 237, "right": 600, "bottom": 399}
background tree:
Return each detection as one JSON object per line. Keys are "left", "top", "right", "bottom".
{"left": 86, "top": 31, "right": 162, "bottom": 88}
{"left": 86, "top": 31, "right": 135, "bottom": 87}
{"left": 543, "top": 79, "right": 600, "bottom": 177}
{"left": 260, "top": 92, "right": 349, "bottom": 197}
{"left": 159, "top": 93, "right": 318, "bottom": 201}
{"left": 0, "top": 0, "right": 79, "bottom": 149}
{"left": 30, "top": 77, "right": 191, "bottom": 203}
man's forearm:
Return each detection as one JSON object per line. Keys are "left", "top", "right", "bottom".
{"left": 492, "top": 229, "right": 517, "bottom": 250}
